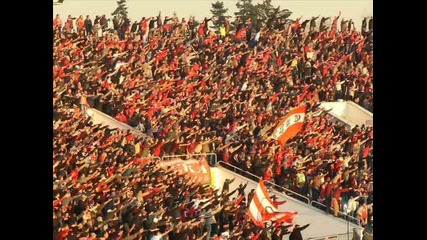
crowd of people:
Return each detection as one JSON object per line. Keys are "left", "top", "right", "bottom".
{"left": 53, "top": 10, "right": 373, "bottom": 239}
{"left": 53, "top": 108, "right": 311, "bottom": 240}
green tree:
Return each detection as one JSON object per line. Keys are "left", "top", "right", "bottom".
{"left": 256, "top": 0, "right": 278, "bottom": 20}
{"left": 257, "top": 0, "right": 292, "bottom": 21}
{"left": 112, "top": 0, "right": 128, "bottom": 20}
{"left": 210, "top": 1, "right": 229, "bottom": 30}
{"left": 275, "top": 9, "right": 293, "bottom": 22}
{"left": 234, "top": 0, "right": 257, "bottom": 22}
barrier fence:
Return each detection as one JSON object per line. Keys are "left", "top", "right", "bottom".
{"left": 218, "top": 161, "right": 311, "bottom": 205}
{"left": 216, "top": 160, "right": 361, "bottom": 226}
{"left": 161, "top": 153, "right": 217, "bottom": 166}
{"left": 307, "top": 232, "right": 356, "bottom": 240}
{"left": 310, "top": 201, "right": 360, "bottom": 226}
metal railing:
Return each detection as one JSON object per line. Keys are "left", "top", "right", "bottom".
{"left": 217, "top": 161, "right": 362, "bottom": 227}
{"left": 307, "top": 232, "right": 354, "bottom": 240}
{"left": 144, "top": 156, "right": 161, "bottom": 162}
{"left": 161, "top": 153, "right": 217, "bottom": 166}
{"left": 217, "top": 161, "right": 311, "bottom": 205}
{"left": 309, "top": 201, "right": 361, "bottom": 226}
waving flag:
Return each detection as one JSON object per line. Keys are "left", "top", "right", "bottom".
{"left": 247, "top": 179, "right": 279, "bottom": 227}
{"left": 271, "top": 105, "right": 307, "bottom": 146}
{"left": 247, "top": 179, "right": 298, "bottom": 228}
{"left": 262, "top": 211, "right": 298, "bottom": 223}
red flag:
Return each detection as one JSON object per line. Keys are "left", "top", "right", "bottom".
{"left": 271, "top": 106, "right": 307, "bottom": 146}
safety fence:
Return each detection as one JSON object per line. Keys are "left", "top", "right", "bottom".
{"left": 307, "top": 232, "right": 356, "bottom": 240}
{"left": 161, "top": 153, "right": 217, "bottom": 166}
{"left": 310, "top": 201, "right": 360, "bottom": 226}
{"left": 216, "top": 160, "right": 361, "bottom": 226}
{"left": 218, "top": 161, "right": 311, "bottom": 205}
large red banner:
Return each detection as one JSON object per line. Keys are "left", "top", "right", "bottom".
{"left": 157, "top": 158, "right": 211, "bottom": 185}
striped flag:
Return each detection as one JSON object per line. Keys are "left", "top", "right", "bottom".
{"left": 247, "top": 179, "right": 279, "bottom": 227}
{"left": 271, "top": 105, "right": 307, "bottom": 146}
{"left": 261, "top": 211, "right": 298, "bottom": 223}
{"left": 247, "top": 179, "right": 298, "bottom": 227}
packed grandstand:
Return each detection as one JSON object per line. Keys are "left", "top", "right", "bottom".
{"left": 53, "top": 6, "right": 373, "bottom": 240}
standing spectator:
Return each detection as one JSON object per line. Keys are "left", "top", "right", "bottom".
{"left": 222, "top": 178, "right": 235, "bottom": 193}
{"left": 100, "top": 14, "right": 108, "bottom": 32}
{"left": 84, "top": 15, "right": 92, "bottom": 36}
{"left": 65, "top": 15, "right": 75, "bottom": 33}
{"left": 131, "top": 21, "right": 139, "bottom": 33}
{"left": 357, "top": 203, "right": 372, "bottom": 227}
{"left": 113, "top": 16, "right": 120, "bottom": 31}
{"left": 76, "top": 15, "right": 84, "bottom": 35}
{"left": 319, "top": 16, "right": 329, "bottom": 31}
{"left": 289, "top": 224, "right": 310, "bottom": 240}
{"left": 332, "top": 186, "right": 352, "bottom": 217}
{"left": 324, "top": 179, "right": 342, "bottom": 214}
{"left": 345, "top": 195, "right": 360, "bottom": 217}
{"left": 54, "top": 14, "right": 62, "bottom": 30}
{"left": 309, "top": 15, "right": 319, "bottom": 31}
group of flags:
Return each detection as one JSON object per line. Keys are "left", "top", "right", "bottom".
{"left": 245, "top": 105, "right": 307, "bottom": 226}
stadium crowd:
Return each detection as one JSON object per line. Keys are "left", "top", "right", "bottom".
{"left": 53, "top": 10, "right": 373, "bottom": 239}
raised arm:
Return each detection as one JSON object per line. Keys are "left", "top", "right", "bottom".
{"left": 297, "top": 223, "right": 310, "bottom": 231}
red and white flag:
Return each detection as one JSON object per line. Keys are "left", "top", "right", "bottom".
{"left": 247, "top": 180, "right": 298, "bottom": 227}
{"left": 271, "top": 105, "right": 307, "bottom": 146}
{"left": 247, "top": 179, "right": 280, "bottom": 227}
{"left": 261, "top": 211, "right": 298, "bottom": 223}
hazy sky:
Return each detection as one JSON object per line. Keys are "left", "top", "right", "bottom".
{"left": 53, "top": 0, "right": 373, "bottom": 30}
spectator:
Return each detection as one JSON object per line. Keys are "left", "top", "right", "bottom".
{"left": 289, "top": 224, "right": 310, "bottom": 240}
{"left": 84, "top": 15, "right": 93, "bottom": 36}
